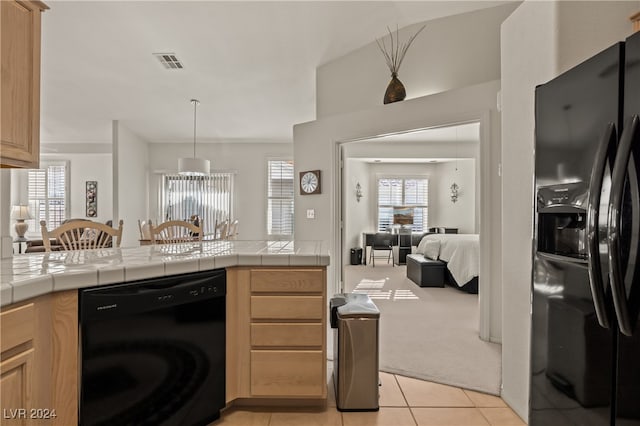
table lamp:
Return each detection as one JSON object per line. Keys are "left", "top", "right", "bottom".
{"left": 11, "top": 205, "right": 32, "bottom": 239}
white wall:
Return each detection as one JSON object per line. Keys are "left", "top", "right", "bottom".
{"left": 294, "top": 80, "right": 502, "bottom": 343}
{"left": 316, "top": 3, "right": 519, "bottom": 118}
{"left": 147, "top": 142, "right": 293, "bottom": 241}
{"left": 343, "top": 159, "right": 371, "bottom": 264}
{"left": 500, "top": 0, "right": 638, "bottom": 421}
{"left": 113, "top": 121, "right": 149, "bottom": 248}
{"left": 433, "top": 160, "right": 475, "bottom": 233}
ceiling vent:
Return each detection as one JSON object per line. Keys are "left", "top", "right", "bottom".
{"left": 153, "top": 53, "right": 184, "bottom": 69}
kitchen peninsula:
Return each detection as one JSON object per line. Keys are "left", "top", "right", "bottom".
{"left": 0, "top": 240, "right": 329, "bottom": 425}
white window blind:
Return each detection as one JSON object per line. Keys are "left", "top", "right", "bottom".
{"left": 377, "top": 177, "right": 429, "bottom": 232}
{"left": 267, "top": 160, "right": 294, "bottom": 237}
{"left": 27, "top": 162, "right": 68, "bottom": 234}
{"left": 160, "top": 173, "right": 234, "bottom": 236}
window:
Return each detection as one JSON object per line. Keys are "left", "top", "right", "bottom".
{"left": 27, "top": 162, "right": 69, "bottom": 235}
{"left": 160, "top": 173, "right": 234, "bottom": 236}
{"left": 267, "top": 160, "right": 294, "bottom": 237}
{"left": 377, "top": 177, "right": 429, "bottom": 232}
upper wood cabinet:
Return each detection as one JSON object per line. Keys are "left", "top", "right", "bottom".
{"left": 1, "top": 0, "right": 48, "bottom": 169}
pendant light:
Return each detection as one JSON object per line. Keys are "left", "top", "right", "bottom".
{"left": 178, "top": 99, "right": 210, "bottom": 175}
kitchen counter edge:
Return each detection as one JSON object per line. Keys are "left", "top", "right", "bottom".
{"left": 1, "top": 240, "right": 330, "bottom": 307}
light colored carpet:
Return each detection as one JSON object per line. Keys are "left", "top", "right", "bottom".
{"left": 342, "top": 263, "right": 502, "bottom": 395}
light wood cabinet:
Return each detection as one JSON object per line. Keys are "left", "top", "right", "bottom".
{"left": 250, "top": 350, "right": 325, "bottom": 397}
{"left": 0, "top": 292, "right": 77, "bottom": 426}
{"left": 1, "top": 304, "right": 36, "bottom": 426}
{"left": 226, "top": 267, "right": 327, "bottom": 402}
{"left": 0, "top": 0, "right": 48, "bottom": 169}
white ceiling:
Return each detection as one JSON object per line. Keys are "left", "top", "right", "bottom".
{"left": 40, "top": 1, "right": 509, "bottom": 145}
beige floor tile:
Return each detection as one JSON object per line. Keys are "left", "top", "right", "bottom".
{"left": 213, "top": 408, "right": 271, "bottom": 425}
{"left": 463, "top": 390, "right": 507, "bottom": 408}
{"left": 379, "top": 372, "right": 408, "bottom": 407}
{"left": 412, "top": 407, "right": 490, "bottom": 426}
{"left": 269, "top": 409, "right": 342, "bottom": 426}
{"left": 342, "top": 407, "right": 416, "bottom": 426}
{"left": 478, "top": 407, "right": 526, "bottom": 425}
{"left": 395, "top": 375, "right": 473, "bottom": 407}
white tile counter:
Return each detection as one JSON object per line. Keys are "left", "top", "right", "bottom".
{"left": 0, "top": 240, "right": 329, "bottom": 307}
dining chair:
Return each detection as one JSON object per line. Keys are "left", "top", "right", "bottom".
{"left": 40, "top": 219, "right": 123, "bottom": 252}
{"left": 148, "top": 220, "right": 203, "bottom": 244}
{"left": 138, "top": 219, "right": 152, "bottom": 240}
{"left": 214, "top": 220, "right": 228, "bottom": 240}
{"left": 370, "top": 232, "right": 395, "bottom": 266}
{"left": 227, "top": 219, "right": 239, "bottom": 240}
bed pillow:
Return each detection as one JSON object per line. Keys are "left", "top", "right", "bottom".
{"left": 417, "top": 238, "right": 440, "bottom": 260}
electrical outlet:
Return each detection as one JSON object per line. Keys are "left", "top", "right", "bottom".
{"left": 306, "top": 209, "right": 315, "bottom": 219}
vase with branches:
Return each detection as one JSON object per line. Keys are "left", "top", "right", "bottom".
{"left": 376, "top": 24, "right": 426, "bottom": 104}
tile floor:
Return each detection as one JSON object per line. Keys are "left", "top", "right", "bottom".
{"left": 213, "top": 372, "right": 526, "bottom": 426}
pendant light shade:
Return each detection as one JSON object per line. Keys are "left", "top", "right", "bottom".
{"left": 178, "top": 99, "right": 210, "bottom": 175}
{"left": 178, "top": 157, "right": 210, "bottom": 176}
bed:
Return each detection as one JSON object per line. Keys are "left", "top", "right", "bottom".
{"left": 414, "top": 233, "right": 479, "bottom": 293}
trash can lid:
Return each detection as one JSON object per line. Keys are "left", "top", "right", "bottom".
{"left": 337, "top": 293, "right": 380, "bottom": 318}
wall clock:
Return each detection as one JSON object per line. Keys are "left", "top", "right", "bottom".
{"left": 300, "top": 170, "right": 321, "bottom": 195}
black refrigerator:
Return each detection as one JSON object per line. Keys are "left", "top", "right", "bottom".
{"left": 531, "top": 31, "right": 640, "bottom": 425}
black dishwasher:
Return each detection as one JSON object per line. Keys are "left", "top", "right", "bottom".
{"left": 79, "top": 269, "right": 226, "bottom": 426}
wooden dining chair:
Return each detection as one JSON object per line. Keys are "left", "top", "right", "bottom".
{"left": 227, "top": 219, "right": 239, "bottom": 240}
{"left": 40, "top": 219, "right": 123, "bottom": 252}
{"left": 214, "top": 220, "right": 228, "bottom": 240}
{"left": 148, "top": 220, "right": 203, "bottom": 244}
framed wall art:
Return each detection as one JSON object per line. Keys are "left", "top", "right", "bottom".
{"left": 86, "top": 181, "right": 97, "bottom": 217}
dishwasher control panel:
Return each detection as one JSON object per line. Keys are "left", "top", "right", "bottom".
{"left": 80, "top": 269, "right": 226, "bottom": 320}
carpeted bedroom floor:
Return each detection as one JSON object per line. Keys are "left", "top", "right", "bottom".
{"left": 342, "top": 263, "right": 502, "bottom": 395}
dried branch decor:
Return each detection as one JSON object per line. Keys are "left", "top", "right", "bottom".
{"left": 376, "top": 24, "right": 426, "bottom": 104}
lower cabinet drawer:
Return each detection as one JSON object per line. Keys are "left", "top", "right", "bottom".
{"left": 251, "top": 323, "right": 323, "bottom": 347}
{"left": 251, "top": 350, "right": 325, "bottom": 397}
{"left": 251, "top": 296, "right": 323, "bottom": 320}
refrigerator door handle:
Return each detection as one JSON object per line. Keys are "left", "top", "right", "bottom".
{"left": 587, "top": 123, "right": 617, "bottom": 329}
{"left": 608, "top": 115, "right": 640, "bottom": 337}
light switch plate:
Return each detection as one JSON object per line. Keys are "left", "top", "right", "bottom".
{"left": 306, "top": 209, "right": 315, "bottom": 219}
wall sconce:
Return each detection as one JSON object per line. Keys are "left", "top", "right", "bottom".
{"left": 355, "top": 182, "right": 363, "bottom": 202}
{"left": 450, "top": 182, "right": 459, "bottom": 203}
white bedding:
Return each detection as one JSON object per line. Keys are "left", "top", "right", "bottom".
{"left": 421, "top": 234, "right": 479, "bottom": 286}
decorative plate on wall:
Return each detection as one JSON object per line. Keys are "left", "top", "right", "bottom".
{"left": 86, "top": 181, "right": 97, "bottom": 217}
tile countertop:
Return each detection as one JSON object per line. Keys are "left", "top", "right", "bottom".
{"left": 0, "top": 240, "right": 330, "bottom": 307}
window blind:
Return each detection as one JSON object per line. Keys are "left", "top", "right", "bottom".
{"left": 27, "top": 163, "right": 68, "bottom": 234}
{"left": 377, "top": 177, "right": 429, "bottom": 232}
{"left": 267, "top": 160, "right": 294, "bottom": 237}
{"left": 160, "top": 173, "right": 234, "bottom": 236}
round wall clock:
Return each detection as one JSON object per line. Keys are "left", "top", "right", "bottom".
{"left": 300, "top": 170, "right": 321, "bottom": 195}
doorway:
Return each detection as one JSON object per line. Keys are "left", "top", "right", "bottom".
{"left": 333, "top": 120, "right": 501, "bottom": 394}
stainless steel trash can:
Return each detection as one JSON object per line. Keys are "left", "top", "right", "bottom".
{"left": 330, "top": 293, "right": 380, "bottom": 411}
